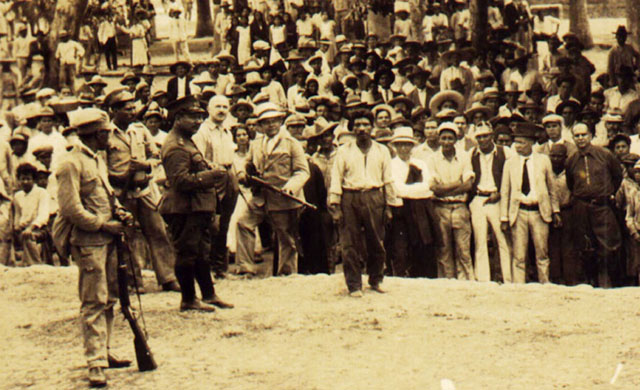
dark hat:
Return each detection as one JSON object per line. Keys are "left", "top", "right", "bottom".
{"left": 555, "top": 99, "right": 581, "bottom": 114}
{"left": 513, "top": 122, "right": 542, "bottom": 140}
{"left": 609, "top": 133, "right": 632, "bottom": 148}
{"left": 104, "top": 87, "right": 135, "bottom": 107}
{"left": 578, "top": 108, "right": 599, "bottom": 121}
{"left": 16, "top": 161, "right": 38, "bottom": 177}
{"left": 170, "top": 61, "right": 192, "bottom": 73}
{"left": 621, "top": 153, "right": 640, "bottom": 165}
{"left": 374, "top": 69, "right": 395, "bottom": 84}
{"left": 615, "top": 25, "right": 629, "bottom": 36}
{"left": 166, "top": 95, "right": 206, "bottom": 122}
{"left": 549, "top": 143, "right": 568, "bottom": 157}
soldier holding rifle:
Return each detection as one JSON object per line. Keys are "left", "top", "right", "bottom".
{"left": 56, "top": 108, "right": 132, "bottom": 388}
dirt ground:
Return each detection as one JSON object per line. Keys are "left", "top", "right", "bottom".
{"left": 2, "top": 264, "right": 640, "bottom": 389}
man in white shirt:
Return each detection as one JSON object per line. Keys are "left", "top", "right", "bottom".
{"left": 427, "top": 122, "right": 475, "bottom": 280}
{"left": 469, "top": 122, "right": 513, "bottom": 282}
{"left": 389, "top": 127, "right": 435, "bottom": 277}
{"left": 55, "top": 31, "right": 85, "bottom": 93}
{"left": 500, "top": 122, "right": 560, "bottom": 283}
{"left": 193, "top": 95, "right": 238, "bottom": 279}
{"left": 329, "top": 109, "right": 398, "bottom": 296}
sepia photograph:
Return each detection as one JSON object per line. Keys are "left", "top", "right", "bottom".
{"left": 1, "top": 0, "right": 640, "bottom": 388}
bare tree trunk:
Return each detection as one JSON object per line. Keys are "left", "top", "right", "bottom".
{"left": 45, "top": 0, "right": 88, "bottom": 89}
{"left": 627, "top": 0, "right": 640, "bottom": 50}
{"left": 569, "top": 0, "right": 593, "bottom": 48}
{"left": 470, "top": 0, "right": 488, "bottom": 53}
{"left": 195, "top": 0, "right": 213, "bottom": 37}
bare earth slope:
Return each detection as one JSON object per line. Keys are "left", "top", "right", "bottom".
{"left": 1, "top": 265, "right": 640, "bottom": 390}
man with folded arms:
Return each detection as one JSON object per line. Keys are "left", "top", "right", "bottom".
{"left": 426, "top": 121, "right": 475, "bottom": 280}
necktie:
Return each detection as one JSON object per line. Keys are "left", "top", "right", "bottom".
{"left": 583, "top": 155, "right": 591, "bottom": 186}
{"left": 521, "top": 158, "right": 530, "bottom": 195}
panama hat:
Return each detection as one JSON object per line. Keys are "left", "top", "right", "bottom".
{"left": 429, "top": 90, "right": 464, "bottom": 114}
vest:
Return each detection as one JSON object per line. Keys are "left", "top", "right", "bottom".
{"left": 470, "top": 145, "right": 506, "bottom": 199}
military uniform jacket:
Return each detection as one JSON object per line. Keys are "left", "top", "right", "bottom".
{"left": 159, "top": 129, "right": 221, "bottom": 215}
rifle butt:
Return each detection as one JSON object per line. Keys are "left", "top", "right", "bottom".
{"left": 134, "top": 335, "right": 158, "bottom": 372}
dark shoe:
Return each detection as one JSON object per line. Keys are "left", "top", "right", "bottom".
{"left": 369, "top": 284, "right": 386, "bottom": 294}
{"left": 88, "top": 367, "right": 107, "bottom": 388}
{"left": 107, "top": 353, "right": 131, "bottom": 369}
{"left": 161, "top": 281, "right": 181, "bottom": 292}
{"left": 180, "top": 299, "right": 216, "bottom": 312}
{"left": 203, "top": 295, "right": 234, "bottom": 309}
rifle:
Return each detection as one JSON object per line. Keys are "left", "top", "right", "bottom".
{"left": 116, "top": 231, "right": 158, "bottom": 372}
{"left": 247, "top": 175, "right": 318, "bottom": 211}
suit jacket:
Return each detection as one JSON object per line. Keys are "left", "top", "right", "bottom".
{"left": 166, "top": 76, "right": 192, "bottom": 103}
{"left": 159, "top": 129, "right": 225, "bottom": 215}
{"left": 248, "top": 130, "right": 310, "bottom": 211}
{"left": 500, "top": 152, "right": 559, "bottom": 226}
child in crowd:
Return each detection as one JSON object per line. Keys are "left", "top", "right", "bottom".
{"left": 13, "top": 162, "right": 49, "bottom": 266}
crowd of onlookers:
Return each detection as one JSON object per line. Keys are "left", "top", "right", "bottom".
{"left": 0, "top": 0, "right": 639, "bottom": 292}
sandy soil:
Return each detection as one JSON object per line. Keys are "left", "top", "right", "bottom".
{"left": 2, "top": 264, "right": 640, "bottom": 389}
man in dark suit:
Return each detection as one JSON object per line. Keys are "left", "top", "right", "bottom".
{"left": 160, "top": 96, "right": 233, "bottom": 312}
{"left": 166, "top": 61, "right": 192, "bottom": 103}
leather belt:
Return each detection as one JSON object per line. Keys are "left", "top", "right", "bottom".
{"left": 476, "top": 190, "right": 496, "bottom": 197}
{"left": 343, "top": 187, "right": 382, "bottom": 193}
{"left": 520, "top": 203, "right": 539, "bottom": 211}
{"left": 434, "top": 199, "right": 466, "bottom": 205}
{"left": 575, "top": 196, "right": 610, "bottom": 206}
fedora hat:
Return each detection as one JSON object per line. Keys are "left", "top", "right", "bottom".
{"left": 464, "top": 102, "right": 491, "bottom": 121}
{"left": 513, "top": 122, "right": 542, "bottom": 140}
{"left": 389, "top": 126, "right": 417, "bottom": 144}
{"left": 243, "top": 72, "right": 266, "bottom": 87}
{"left": 120, "top": 71, "right": 140, "bottom": 85}
{"left": 104, "top": 87, "right": 135, "bottom": 107}
{"left": 388, "top": 96, "right": 414, "bottom": 110}
{"left": 67, "top": 108, "right": 112, "bottom": 134}
{"left": 169, "top": 61, "right": 192, "bottom": 73}
{"left": 307, "top": 117, "right": 338, "bottom": 139}
{"left": 555, "top": 99, "right": 581, "bottom": 114}
{"left": 230, "top": 99, "right": 254, "bottom": 117}
{"left": 615, "top": 25, "right": 629, "bottom": 36}
{"left": 255, "top": 102, "right": 286, "bottom": 120}
{"left": 429, "top": 90, "right": 464, "bottom": 114}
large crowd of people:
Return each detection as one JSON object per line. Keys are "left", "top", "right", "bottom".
{"left": 2, "top": 0, "right": 640, "bottom": 386}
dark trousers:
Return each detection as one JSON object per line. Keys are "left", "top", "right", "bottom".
{"left": 390, "top": 206, "right": 434, "bottom": 278}
{"left": 572, "top": 200, "right": 622, "bottom": 288}
{"left": 549, "top": 207, "right": 582, "bottom": 285}
{"left": 299, "top": 208, "right": 328, "bottom": 274}
{"left": 163, "top": 212, "right": 215, "bottom": 303}
{"left": 102, "top": 37, "right": 118, "bottom": 70}
{"left": 210, "top": 190, "right": 237, "bottom": 275}
{"left": 340, "top": 189, "right": 386, "bottom": 292}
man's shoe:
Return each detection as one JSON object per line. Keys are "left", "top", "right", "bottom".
{"left": 203, "top": 295, "right": 234, "bottom": 309}
{"left": 107, "top": 353, "right": 131, "bottom": 369}
{"left": 214, "top": 272, "right": 226, "bottom": 280}
{"left": 349, "top": 290, "right": 363, "bottom": 298}
{"left": 369, "top": 284, "right": 386, "bottom": 294}
{"left": 162, "top": 281, "right": 181, "bottom": 292}
{"left": 88, "top": 367, "right": 107, "bottom": 388}
{"left": 180, "top": 299, "right": 216, "bottom": 312}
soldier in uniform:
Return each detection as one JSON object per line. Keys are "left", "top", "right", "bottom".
{"left": 104, "top": 87, "right": 181, "bottom": 293}
{"left": 56, "top": 108, "right": 132, "bottom": 388}
{"left": 160, "top": 96, "right": 234, "bottom": 311}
